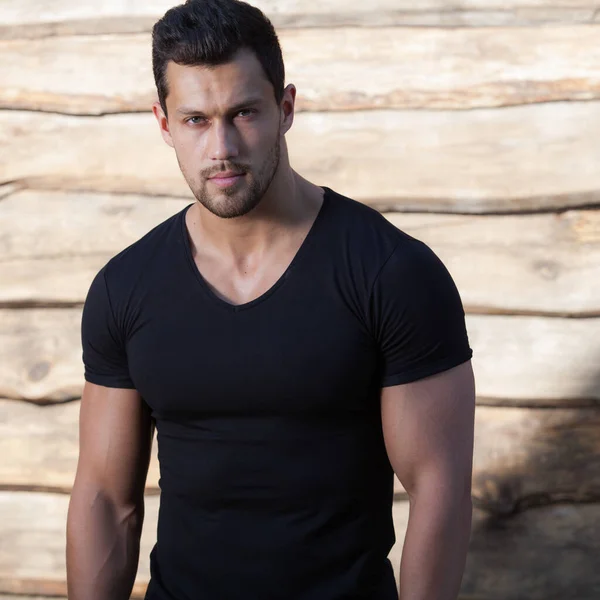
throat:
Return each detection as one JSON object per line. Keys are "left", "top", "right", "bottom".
{"left": 184, "top": 184, "right": 326, "bottom": 307}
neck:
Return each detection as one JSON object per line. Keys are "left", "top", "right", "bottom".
{"left": 188, "top": 155, "right": 322, "bottom": 262}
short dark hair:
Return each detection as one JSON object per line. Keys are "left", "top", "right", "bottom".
{"left": 152, "top": 0, "right": 285, "bottom": 116}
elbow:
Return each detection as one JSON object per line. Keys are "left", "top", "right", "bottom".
{"left": 410, "top": 487, "right": 472, "bottom": 518}
{"left": 68, "top": 482, "right": 145, "bottom": 537}
{"left": 408, "top": 484, "right": 473, "bottom": 540}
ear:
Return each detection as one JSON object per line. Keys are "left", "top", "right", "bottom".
{"left": 152, "top": 101, "right": 174, "bottom": 148}
{"left": 279, "top": 84, "right": 296, "bottom": 135}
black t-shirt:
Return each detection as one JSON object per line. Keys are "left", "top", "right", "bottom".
{"left": 81, "top": 187, "right": 472, "bottom": 600}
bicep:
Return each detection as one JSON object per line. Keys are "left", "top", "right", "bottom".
{"left": 74, "top": 382, "right": 154, "bottom": 506}
{"left": 77, "top": 267, "right": 150, "bottom": 504}
{"left": 381, "top": 361, "right": 476, "bottom": 498}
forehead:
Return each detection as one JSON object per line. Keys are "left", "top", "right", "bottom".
{"left": 164, "top": 48, "right": 274, "bottom": 112}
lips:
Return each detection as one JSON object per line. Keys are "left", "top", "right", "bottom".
{"left": 210, "top": 170, "right": 244, "bottom": 179}
{"left": 208, "top": 171, "right": 245, "bottom": 188}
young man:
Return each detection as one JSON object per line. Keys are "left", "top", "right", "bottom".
{"left": 66, "top": 1, "right": 475, "bottom": 599}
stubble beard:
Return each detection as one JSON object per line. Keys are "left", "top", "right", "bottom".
{"left": 183, "top": 135, "right": 281, "bottom": 220}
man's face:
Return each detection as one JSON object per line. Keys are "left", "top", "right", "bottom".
{"left": 157, "top": 49, "right": 287, "bottom": 219}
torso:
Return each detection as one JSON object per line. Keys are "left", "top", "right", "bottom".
{"left": 103, "top": 187, "right": 407, "bottom": 599}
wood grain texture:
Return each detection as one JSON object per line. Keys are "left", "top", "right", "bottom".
{"left": 2, "top": 192, "right": 599, "bottom": 315}
{"left": 3, "top": 103, "right": 600, "bottom": 212}
{"left": 0, "top": 192, "right": 189, "bottom": 262}
{"left": 0, "top": 192, "right": 190, "bottom": 307}
{"left": 0, "top": 310, "right": 82, "bottom": 402}
{"left": 0, "top": 491, "right": 157, "bottom": 597}
{"left": 471, "top": 406, "right": 600, "bottom": 514}
{"left": 0, "top": 399, "right": 160, "bottom": 494}
{"left": 1, "top": 308, "right": 599, "bottom": 404}
{"left": 389, "top": 210, "right": 600, "bottom": 317}
{"left": 469, "top": 314, "right": 600, "bottom": 404}
{"left": 395, "top": 405, "right": 600, "bottom": 507}
{"left": 462, "top": 503, "right": 600, "bottom": 599}
{"left": 4, "top": 26, "right": 600, "bottom": 114}
{"left": 0, "top": 0, "right": 598, "bottom": 38}
{"left": 3, "top": 399, "right": 599, "bottom": 514}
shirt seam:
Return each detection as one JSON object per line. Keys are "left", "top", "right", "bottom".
{"left": 366, "top": 233, "right": 408, "bottom": 338}
{"left": 101, "top": 267, "right": 120, "bottom": 334}
{"left": 368, "top": 234, "right": 409, "bottom": 306}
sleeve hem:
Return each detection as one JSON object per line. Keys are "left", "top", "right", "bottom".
{"left": 381, "top": 349, "right": 473, "bottom": 388}
{"left": 84, "top": 372, "right": 137, "bottom": 389}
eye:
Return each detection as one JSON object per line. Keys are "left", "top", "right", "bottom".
{"left": 236, "top": 109, "right": 256, "bottom": 118}
{"left": 186, "top": 116, "right": 207, "bottom": 125}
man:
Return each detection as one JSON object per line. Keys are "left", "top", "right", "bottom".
{"left": 66, "top": 0, "right": 475, "bottom": 598}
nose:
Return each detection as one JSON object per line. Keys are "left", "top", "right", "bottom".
{"left": 207, "top": 120, "right": 239, "bottom": 161}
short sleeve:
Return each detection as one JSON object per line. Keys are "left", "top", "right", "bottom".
{"left": 370, "top": 238, "right": 473, "bottom": 387}
{"left": 81, "top": 267, "right": 136, "bottom": 388}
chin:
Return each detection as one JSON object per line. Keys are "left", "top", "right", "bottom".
{"left": 198, "top": 190, "right": 262, "bottom": 219}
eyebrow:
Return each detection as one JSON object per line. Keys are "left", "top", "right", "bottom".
{"left": 175, "top": 97, "right": 263, "bottom": 117}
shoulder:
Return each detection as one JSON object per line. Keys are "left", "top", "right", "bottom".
{"left": 323, "top": 189, "right": 464, "bottom": 315}
{"left": 100, "top": 203, "right": 190, "bottom": 293}
{"left": 324, "top": 187, "right": 407, "bottom": 246}
{"left": 323, "top": 187, "right": 435, "bottom": 282}
{"left": 83, "top": 203, "right": 190, "bottom": 332}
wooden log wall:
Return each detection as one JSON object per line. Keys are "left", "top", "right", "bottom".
{"left": 1, "top": 1, "right": 599, "bottom": 598}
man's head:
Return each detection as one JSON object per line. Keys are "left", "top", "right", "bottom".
{"left": 151, "top": 0, "right": 295, "bottom": 219}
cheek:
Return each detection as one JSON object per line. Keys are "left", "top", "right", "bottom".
{"left": 244, "top": 114, "right": 280, "bottom": 143}
{"left": 245, "top": 123, "right": 279, "bottom": 156}
{"left": 173, "top": 130, "right": 207, "bottom": 165}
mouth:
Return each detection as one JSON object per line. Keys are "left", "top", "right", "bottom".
{"left": 208, "top": 171, "right": 246, "bottom": 188}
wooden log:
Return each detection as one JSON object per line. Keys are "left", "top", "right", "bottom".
{"left": 0, "top": 192, "right": 189, "bottom": 261}
{"left": 471, "top": 406, "right": 600, "bottom": 514}
{"left": 0, "top": 310, "right": 83, "bottom": 402}
{"left": 1, "top": 308, "right": 599, "bottom": 404}
{"left": 3, "top": 398, "right": 599, "bottom": 514}
{"left": 0, "top": 183, "right": 19, "bottom": 200}
{"left": 0, "top": 491, "right": 156, "bottom": 597}
{"left": 462, "top": 503, "right": 600, "bottom": 599}
{"left": 393, "top": 504, "right": 600, "bottom": 599}
{"left": 395, "top": 405, "right": 600, "bottom": 508}
{"left": 468, "top": 314, "right": 600, "bottom": 405}
{"left": 389, "top": 210, "right": 600, "bottom": 317}
{"left": 2, "top": 191, "right": 599, "bottom": 315}
{"left": 0, "top": 192, "right": 189, "bottom": 308}
{"left": 3, "top": 103, "right": 600, "bottom": 213}
{"left": 0, "top": 1, "right": 597, "bottom": 39}
{"left": 0, "top": 256, "right": 124, "bottom": 308}
{"left": 0, "top": 399, "right": 160, "bottom": 494}
{"left": 5, "top": 26, "right": 600, "bottom": 114}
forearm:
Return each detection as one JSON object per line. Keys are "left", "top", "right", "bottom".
{"left": 398, "top": 491, "right": 472, "bottom": 600}
{"left": 66, "top": 487, "right": 143, "bottom": 600}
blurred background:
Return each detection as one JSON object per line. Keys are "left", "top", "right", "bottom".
{"left": 1, "top": 1, "right": 600, "bottom": 598}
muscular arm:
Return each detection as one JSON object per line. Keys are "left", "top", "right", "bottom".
{"left": 66, "top": 382, "right": 154, "bottom": 600}
{"left": 381, "top": 361, "right": 476, "bottom": 600}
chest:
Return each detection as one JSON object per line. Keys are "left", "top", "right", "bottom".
{"left": 125, "top": 284, "right": 379, "bottom": 419}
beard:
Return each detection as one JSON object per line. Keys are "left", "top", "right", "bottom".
{"left": 180, "top": 132, "right": 281, "bottom": 219}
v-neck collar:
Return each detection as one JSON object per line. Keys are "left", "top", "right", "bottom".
{"left": 180, "top": 187, "right": 331, "bottom": 312}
